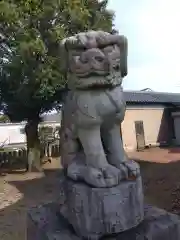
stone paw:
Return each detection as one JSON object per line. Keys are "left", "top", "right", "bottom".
{"left": 102, "top": 164, "right": 121, "bottom": 187}
{"left": 67, "top": 161, "right": 86, "bottom": 181}
{"left": 115, "top": 163, "right": 129, "bottom": 180}
{"left": 84, "top": 165, "right": 121, "bottom": 188}
{"left": 122, "top": 160, "right": 140, "bottom": 179}
{"left": 67, "top": 160, "right": 123, "bottom": 187}
{"left": 67, "top": 162, "right": 118, "bottom": 187}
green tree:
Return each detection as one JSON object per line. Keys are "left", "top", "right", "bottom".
{"left": 0, "top": 0, "right": 115, "bottom": 171}
{"left": 0, "top": 114, "right": 10, "bottom": 123}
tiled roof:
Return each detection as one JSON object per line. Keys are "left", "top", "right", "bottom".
{"left": 124, "top": 91, "right": 180, "bottom": 105}
{"left": 56, "top": 88, "right": 180, "bottom": 106}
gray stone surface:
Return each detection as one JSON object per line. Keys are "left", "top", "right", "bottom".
{"left": 60, "top": 31, "right": 128, "bottom": 87}
{"left": 59, "top": 31, "right": 140, "bottom": 188}
{"left": 27, "top": 203, "right": 180, "bottom": 240}
{"left": 60, "top": 176, "right": 144, "bottom": 239}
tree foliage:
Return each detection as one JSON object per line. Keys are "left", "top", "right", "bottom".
{"left": 0, "top": 0, "right": 115, "bottom": 122}
{"left": 0, "top": 0, "right": 115, "bottom": 170}
{"left": 0, "top": 114, "right": 10, "bottom": 123}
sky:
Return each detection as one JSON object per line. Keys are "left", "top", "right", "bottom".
{"left": 108, "top": 0, "right": 180, "bottom": 93}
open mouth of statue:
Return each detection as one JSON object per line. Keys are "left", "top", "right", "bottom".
{"left": 70, "top": 67, "right": 110, "bottom": 77}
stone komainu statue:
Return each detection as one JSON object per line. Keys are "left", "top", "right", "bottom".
{"left": 60, "top": 31, "right": 139, "bottom": 188}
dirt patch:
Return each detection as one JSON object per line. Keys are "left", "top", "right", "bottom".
{"left": 128, "top": 147, "right": 180, "bottom": 214}
{"left": 128, "top": 146, "right": 180, "bottom": 163}
{"left": 0, "top": 158, "right": 61, "bottom": 240}
{"left": 0, "top": 153, "right": 180, "bottom": 239}
{"left": 140, "top": 161, "right": 180, "bottom": 214}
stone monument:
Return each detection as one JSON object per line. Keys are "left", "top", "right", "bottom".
{"left": 28, "top": 31, "right": 180, "bottom": 240}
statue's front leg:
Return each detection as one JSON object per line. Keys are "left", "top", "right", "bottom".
{"left": 101, "top": 123, "right": 140, "bottom": 179}
{"left": 76, "top": 126, "right": 121, "bottom": 187}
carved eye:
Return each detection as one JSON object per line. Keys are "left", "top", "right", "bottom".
{"left": 95, "top": 56, "right": 104, "bottom": 62}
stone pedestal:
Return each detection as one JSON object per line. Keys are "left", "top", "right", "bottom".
{"left": 60, "top": 176, "right": 144, "bottom": 239}
{"left": 27, "top": 203, "right": 180, "bottom": 240}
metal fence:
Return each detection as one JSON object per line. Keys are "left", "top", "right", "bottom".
{"left": 0, "top": 143, "right": 60, "bottom": 167}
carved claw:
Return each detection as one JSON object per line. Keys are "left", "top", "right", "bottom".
{"left": 84, "top": 167, "right": 110, "bottom": 188}
{"left": 67, "top": 161, "right": 85, "bottom": 181}
{"left": 84, "top": 165, "right": 122, "bottom": 188}
{"left": 122, "top": 160, "right": 140, "bottom": 179}
{"left": 101, "top": 165, "right": 121, "bottom": 187}
{"left": 67, "top": 161, "right": 121, "bottom": 188}
{"left": 67, "top": 157, "right": 140, "bottom": 187}
{"left": 112, "top": 159, "right": 140, "bottom": 180}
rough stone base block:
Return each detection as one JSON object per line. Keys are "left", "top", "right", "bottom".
{"left": 60, "top": 177, "right": 144, "bottom": 239}
{"left": 27, "top": 203, "right": 180, "bottom": 240}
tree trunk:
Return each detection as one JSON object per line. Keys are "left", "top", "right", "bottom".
{"left": 25, "top": 119, "right": 42, "bottom": 172}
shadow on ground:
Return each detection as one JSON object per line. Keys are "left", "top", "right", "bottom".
{"left": 168, "top": 147, "right": 180, "bottom": 154}
{"left": 1, "top": 158, "right": 180, "bottom": 239}
{"left": 134, "top": 159, "right": 180, "bottom": 214}
{"left": 0, "top": 164, "right": 62, "bottom": 240}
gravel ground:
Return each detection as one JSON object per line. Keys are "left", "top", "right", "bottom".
{"left": 0, "top": 149, "right": 180, "bottom": 240}
{"left": 0, "top": 159, "right": 61, "bottom": 240}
